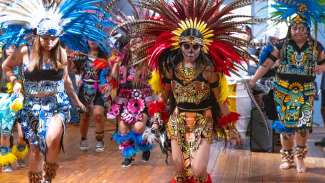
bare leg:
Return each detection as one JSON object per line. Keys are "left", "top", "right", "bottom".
{"left": 171, "top": 139, "right": 186, "bottom": 181}
{"left": 294, "top": 131, "right": 309, "bottom": 173}
{"left": 133, "top": 114, "right": 147, "bottom": 134}
{"left": 16, "top": 122, "right": 26, "bottom": 145}
{"left": 93, "top": 105, "right": 105, "bottom": 152}
{"left": 93, "top": 105, "right": 105, "bottom": 132}
{"left": 118, "top": 118, "right": 130, "bottom": 135}
{"left": 44, "top": 114, "right": 64, "bottom": 181}
{"left": 45, "top": 115, "right": 64, "bottom": 163}
{"left": 279, "top": 133, "right": 294, "bottom": 169}
{"left": 79, "top": 112, "right": 90, "bottom": 139}
{"left": 79, "top": 111, "right": 90, "bottom": 151}
{"left": 191, "top": 139, "right": 210, "bottom": 182}
{"left": 28, "top": 145, "right": 43, "bottom": 183}
{"left": 0, "top": 135, "right": 11, "bottom": 147}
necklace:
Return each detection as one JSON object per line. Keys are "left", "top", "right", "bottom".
{"left": 175, "top": 62, "right": 200, "bottom": 83}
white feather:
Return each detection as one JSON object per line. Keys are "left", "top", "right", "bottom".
{"left": 142, "top": 128, "right": 157, "bottom": 145}
{"left": 0, "top": 0, "right": 62, "bottom": 29}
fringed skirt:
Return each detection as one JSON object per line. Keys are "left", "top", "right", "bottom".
{"left": 167, "top": 108, "right": 213, "bottom": 176}
{"left": 20, "top": 90, "right": 70, "bottom": 154}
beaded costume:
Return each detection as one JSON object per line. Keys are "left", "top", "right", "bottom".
{"left": 115, "top": 0, "right": 264, "bottom": 182}
{"left": 268, "top": 0, "right": 325, "bottom": 133}
{"left": 105, "top": 2, "right": 159, "bottom": 165}
{"left": 263, "top": 0, "right": 325, "bottom": 171}
{"left": 0, "top": 0, "right": 111, "bottom": 181}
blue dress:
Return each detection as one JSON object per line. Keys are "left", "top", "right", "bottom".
{"left": 19, "top": 62, "right": 71, "bottom": 154}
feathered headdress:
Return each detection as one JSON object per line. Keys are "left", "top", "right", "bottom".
{"left": 109, "top": 0, "right": 159, "bottom": 66}
{"left": 0, "top": 0, "right": 115, "bottom": 54}
{"left": 113, "top": 0, "right": 266, "bottom": 75}
{"left": 271, "top": 0, "right": 325, "bottom": 27}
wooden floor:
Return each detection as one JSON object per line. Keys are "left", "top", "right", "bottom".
{"left": 1, "top": 122, "right": 325, "bottom": 183}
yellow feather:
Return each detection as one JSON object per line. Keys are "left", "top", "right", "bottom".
{"left": 179, "top": 21, "right": 187, "bottom": 30}
{"left": 189, "top": 19, "right": 194, "bottom": 28}
{"left": 217, "top": 73, "right": 230, "bottom": 104}
{"left": 185, "top": 19, "right": 191, "bottom": 28}
{"left": 173, "top": 29, "right": 182, "bottom": 36}
{"left": 0, "top": 152, "right": 17, "bottom": 166}
{"left": 203, "top": 33, "right": 215, "bottom": 39}
{"left": 148, "top": 70, "right": 162, "bottom": 94}
{"left": 193, "top": 18, "right": 198, "bottom": 29}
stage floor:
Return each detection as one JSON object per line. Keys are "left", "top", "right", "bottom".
{"left": 1, "top": 123, "right": 325, "bottom": 183}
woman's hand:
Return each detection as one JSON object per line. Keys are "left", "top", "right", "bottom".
{"left": 76, "top": 101, "right": 87, "bottom": 113}
{"left": 314, "top": 65, "right": 325, "bottom": 74}
{"left": 229, "top": 128, "right": 242, "bottom": 146}
{"left": 13, "top": 82, "right": 22, "bottom": 93}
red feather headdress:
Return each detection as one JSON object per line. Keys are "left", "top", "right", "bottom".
{"left": 111, "top": 0, "right": 266, "bottom": 75}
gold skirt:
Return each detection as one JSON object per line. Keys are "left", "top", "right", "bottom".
{"left": 167, "top": 108, "right": 213, "bottom": 154}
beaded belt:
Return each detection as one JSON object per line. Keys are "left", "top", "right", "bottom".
{"left": 24, "top": 80, "right": 64, "bottom": 97}
{"left": 118, "top": 88, "right": 152, "bottom": 99}
{"left": 274, "top": 79, "right": 315, "bottom": 96}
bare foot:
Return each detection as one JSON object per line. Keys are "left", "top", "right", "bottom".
{"left": 295, "top": 158, "right": 306, "bottom": 173}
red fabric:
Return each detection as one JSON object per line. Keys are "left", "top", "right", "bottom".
{"left": 147, "top": 32, "right": 173, "bottom": 69}
{"left": 208, "top": 41, "right": 242, "bottom": 75}
{"left": 218, "top": 112, "right": 240, "bottom": 128}
{"left": 93, "top": 58, "right": 108, "bottom": 70}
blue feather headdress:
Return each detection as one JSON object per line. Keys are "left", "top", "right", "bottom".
{"left": 0, "top": 0, "right": 115, "bottom": 54}
{"left": 271, "top": 0, "right": 325, "bottom": 27}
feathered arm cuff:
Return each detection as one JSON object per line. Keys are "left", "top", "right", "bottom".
{"left": 218, "top": 112, "right": 240, "bottom": 128}
{"left": 216, "top": 112, "right": 241, "bottom": 141}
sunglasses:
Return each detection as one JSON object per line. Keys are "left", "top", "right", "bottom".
{"left": 182, "top": 43, "right": 201, "bottom": 50}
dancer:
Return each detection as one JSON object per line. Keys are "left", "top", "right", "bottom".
{"left": 106, "top": 36, "right": 157, "bottom": 167}
{"left": 0, "top": 44, "right": 28, "bottom": 172}
{"left": 1, "top": 0, "right": 109, "bottom": 182}
{"left": 250, "top": 1, "right": 325, "bottom": 173}
{"left": 78, "top": 40, "right": 108, "bottom": 153}
{"left": 115, "top": 0, "right": 264, "bottom": 182}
